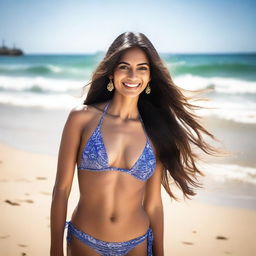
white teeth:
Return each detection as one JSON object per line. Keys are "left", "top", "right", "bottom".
{"left": 123, "top": 83, "right": 140, "bottom": 88}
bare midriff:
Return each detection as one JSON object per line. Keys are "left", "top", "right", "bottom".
{"left": 70, "top": 169, "right": 150, "bottom": 242}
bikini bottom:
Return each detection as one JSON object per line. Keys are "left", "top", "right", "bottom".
{"left": 65, "top": 221, "right": 153, "bottom": 256}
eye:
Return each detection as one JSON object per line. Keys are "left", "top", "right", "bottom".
{"left": 119, "top": 65, "right": 128, "bottom": 70}
{"left": 138, "top": 67, "right": 148, "bottom": 70}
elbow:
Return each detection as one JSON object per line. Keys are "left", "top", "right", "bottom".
{"left": 144, "top": 200, "right": 163, "bottom": 216}
{"left": 52, "top": 185, "right": 71, "bottom": 200}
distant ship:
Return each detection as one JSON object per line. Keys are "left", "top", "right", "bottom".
{"left": 0, "top": 40, "right": 24, "bottom": 56}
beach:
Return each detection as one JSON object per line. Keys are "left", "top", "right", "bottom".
{"left": 0, "top": 53, "right": 256, "bottom": 255}
{"left": 0, "top": 143, "right": 255, "bottom": 256}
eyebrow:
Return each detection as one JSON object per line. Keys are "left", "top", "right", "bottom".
{"left": 118, "top": 61, "right": 149, "bottom": 66}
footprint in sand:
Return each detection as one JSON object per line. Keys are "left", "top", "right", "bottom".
{"left": 216, "top": 235, "right": 228, "bottom": 240}
{"left": 224, "top": 252, "right": 232, "bottom": 255}
{"left": 24, "top": 199, "right": 33, "bottom": 204}
{"left": 17, "top": 199, "right": 34, "bottom": 204}
{"left": 192, "top": 230, "right": 197, "bottom": 234}
{"left": 36, "top": 177, "right": 47, "bottom": 180}
{"left": 0, "top": 179, "right": 8, "bottom": 182}
{"left": 0, "top": 235, "right": 10, "bottom": 239}
{"left": 182, "top": 241, "right": 194, "bottom": 245}
{"left": 5, "top": 200, "right": 20, "bottom": 206}
{"left": 18, "top": 244, "right": 28, "bottom": 247}
{"left": 21, "top": 253, "right": 27, "bottom": 256}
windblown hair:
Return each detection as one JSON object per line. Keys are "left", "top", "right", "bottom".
{"left": 83, "top": 32, "right": 222, "bottom": 201}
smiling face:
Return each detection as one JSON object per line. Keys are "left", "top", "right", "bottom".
{"left": 110, "top": 47, "right": 151, "bottom": 98}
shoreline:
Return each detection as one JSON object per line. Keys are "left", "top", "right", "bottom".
{"left": 0, "top": 143, "right": 256, "bottom": 255}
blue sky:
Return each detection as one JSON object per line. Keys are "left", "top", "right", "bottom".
{"left": 0, "top": 0, "right": 255, "bottom": 54}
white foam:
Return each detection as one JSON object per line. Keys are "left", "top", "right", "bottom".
{"left": 0, "top": 75, "right": 86, "bottom": 92}
{"left": 47, "top": 64, "right": 63, "bottom": 73}
{"left": 199, "top": 163, "right": 256, "bottom": 185}
{"left": 174, "top": 74, "right": 256, "bottom": 94}
{"left": 194, "top": 100, "right": 256, "bottom": 124}
{"left": 0, "top": 92, "right": 83, "bottom": 109}
{"left": 0, "top": 74, "right": 256, "bottom": 124}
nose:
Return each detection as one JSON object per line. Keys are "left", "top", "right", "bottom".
{"left": 127, "top": 68, "right": 137, "bottom": 79}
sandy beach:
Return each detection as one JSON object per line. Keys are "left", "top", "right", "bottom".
{"left": 0, "top": 2, "right": 256, "bottom": 254}
{"left": 0, "top": 143, "right": 255, "bottom": 256}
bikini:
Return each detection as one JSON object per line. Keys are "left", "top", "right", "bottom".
{"left": 65, "top": 101, "right": 156, "bottom": 256}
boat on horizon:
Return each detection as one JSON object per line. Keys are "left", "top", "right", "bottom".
{"left": 0, "top": 40, "right": 24, "bottom": 56}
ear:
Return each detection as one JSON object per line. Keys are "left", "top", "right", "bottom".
{"left": 108, "top": 75, "right": 113, "bottom": 80}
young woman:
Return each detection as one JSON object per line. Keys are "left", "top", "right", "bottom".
{"left": 50, "top": 32, "right": 220, "bottom": 256}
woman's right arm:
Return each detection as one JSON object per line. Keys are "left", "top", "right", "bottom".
{"left": 50, "top": 108, "right": 86, "bottom": 256}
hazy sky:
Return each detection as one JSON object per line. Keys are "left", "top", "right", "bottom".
{"left": 0, "top": 0, "right": 255, "bottom": 53}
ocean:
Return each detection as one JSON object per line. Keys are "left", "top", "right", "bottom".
{"left": 0, "top": 53, "right": 255, "bottom": 209}
{"left": 1, "top": 53, "right": 256, "bottom": 122}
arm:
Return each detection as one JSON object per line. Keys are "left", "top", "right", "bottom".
{"left": 143, "top": 159, "right": 165, "bottom": 256}
{"left": 50, "top": 109, "right": 84, "bottom": 256}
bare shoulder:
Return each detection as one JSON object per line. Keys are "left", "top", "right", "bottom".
{"left": 66, "top": 101, "right": 108, "bottom": 126}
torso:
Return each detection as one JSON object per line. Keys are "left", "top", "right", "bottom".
{"left": 70, "top": 101, "right": 156, "bottom": 241}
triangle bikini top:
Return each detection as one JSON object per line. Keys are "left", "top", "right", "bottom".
{"left": 77, "top": 102, "right": 156, "bottom": 182}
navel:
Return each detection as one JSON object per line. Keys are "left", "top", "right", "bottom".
{"left": 110, "top": 215, "right": 117, "bottom": 222}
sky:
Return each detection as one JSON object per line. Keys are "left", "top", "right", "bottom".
{"left": 0, "top": 0, "right": 255, "bottom": 54}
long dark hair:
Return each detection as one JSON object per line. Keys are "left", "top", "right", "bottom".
{"left": 83, "top": 32, "right": 223, "bottom": 201}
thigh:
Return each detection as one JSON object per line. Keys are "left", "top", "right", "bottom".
{"left": 126, "top": 239, "right": 148, "bottom": 256}
{"left": 67, "top": 233, "right": 100, "bottom": 256}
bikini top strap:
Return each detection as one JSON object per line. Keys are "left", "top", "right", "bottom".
{"left": 98, "top": 102, "right": 110, "bottom": 127}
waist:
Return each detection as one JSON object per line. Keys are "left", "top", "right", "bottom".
{"left": 70, "top": 202, "right": 150, "bottom": 241}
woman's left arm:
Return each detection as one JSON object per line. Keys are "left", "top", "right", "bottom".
{"left": 143, "top": 159, "right": 165, "bottom": 256}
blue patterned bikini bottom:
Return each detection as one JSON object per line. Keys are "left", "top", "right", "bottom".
{"left": 65, "top": 221, "right": 153, "bottom": 256}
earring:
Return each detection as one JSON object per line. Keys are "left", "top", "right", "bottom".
{"left": 107, "top": 79, "right": 114, "bottom": 91}
{"left": 145, "top": 83, "right": 151, "bottom": 94}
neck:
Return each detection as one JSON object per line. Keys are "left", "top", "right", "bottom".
{"left": 107, "top": 94, "right": 140, "bottom": 121}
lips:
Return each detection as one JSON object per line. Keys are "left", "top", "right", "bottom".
{"left": 122, "top": 82, "right": 140, "bottom": 88}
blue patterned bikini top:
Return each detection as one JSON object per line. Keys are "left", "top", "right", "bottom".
{"left": 78, "top": 102, "right": 156, "bottom": 181}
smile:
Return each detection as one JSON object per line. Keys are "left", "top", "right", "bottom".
{"left": 122, "top": 82, "right": 140, "bottom": 88}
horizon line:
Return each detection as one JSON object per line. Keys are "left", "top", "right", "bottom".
{"left": 23, "top": 51, "right": 256, "bottom": 55}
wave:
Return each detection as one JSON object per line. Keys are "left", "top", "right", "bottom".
{"left": 25, "top": 65, "right": 55, "bottom": 74}
{"left": 174, "top": 74, "right": 256, "bottom": 94}
{"left": 200, "top": 163, "right": 256, "bottom": 185}
{"left": 0, "top": 64, "right": 91, "bottom": 79}
{"left": 170, "top": 62, "right": 256, "bottom": 77}
{"left": 0, "top": 92, "right": 255, "bottom": 124}
{"left": 0, "top": 64, "right": 62, "bottom": 73}
{"left": 0, "top": 74, "right": 256, "bottom": 124}
{"left": 0, "top": 75, "right": 85, "bottom": 93}
{"left": 194, "top": 101, "right": 256, "bottom": 124}
{"left": 2, "top": 61, "right": 255, "bottom": 81}
{"left": 1, "top": 74, "right": 255, "bottom": 95}
{"left": 173, "top": 76, "right": 256, "bottom": 124}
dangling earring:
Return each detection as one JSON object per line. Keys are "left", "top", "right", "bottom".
{"left": 145, "top": 83, "right": 151, "bottom": 94}
{"left": 107, "top": 79, "right": 114, "bottom": 92}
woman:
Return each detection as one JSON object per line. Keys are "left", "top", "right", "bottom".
{"left": 50, "top": 32, "right": 220, "bottom": 256}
